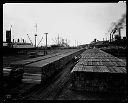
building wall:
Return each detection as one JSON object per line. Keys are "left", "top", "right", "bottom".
{"left": 6, "top": 30, "right": 11, "bottom": 43}
{"left": 13, "top": 43, "right": 34, "bottom": 48}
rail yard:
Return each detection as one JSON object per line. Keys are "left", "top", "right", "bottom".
{"left": 3, "top": 3, "right": 127, "bottom": 102}
{"left": 2, "top": 47, "right": 127, "bottom": 101}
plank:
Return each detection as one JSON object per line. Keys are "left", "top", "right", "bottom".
{"left": 72, "top": 48, "right": 126, "bottom": 74}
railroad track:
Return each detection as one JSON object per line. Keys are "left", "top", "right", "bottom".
{"left": 42, "top": 63, "right": 73, "bottom": 100}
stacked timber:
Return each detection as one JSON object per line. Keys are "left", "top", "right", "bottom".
{"left": 22, "top": 49, "right": 85, "bottom": 84}
{"left": 70, "top": 48, "right": 126, "bottom": 94}
{"left": 10, "top": 52, "right": 61, "bottom": 68}
{"left": 10, "top": 49, "right": 77, "bottom": 68}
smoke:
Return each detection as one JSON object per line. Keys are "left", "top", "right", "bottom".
{"left": 108, "top": 13, "right": 126, "bottom": 34}
{"left": 116, "top": 13, "right": 126, "bottom": 29}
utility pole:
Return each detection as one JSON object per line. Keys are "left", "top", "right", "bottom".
{"left": 10, "top": 25, "right": 12, "bottom": 42}
{"left": 58, "top": 34, "right": 59, "bottom": 45}
{"left": 35, "top": 23, "right": 37, "bottom": 33}
{"left": 112, "top": 34, "right": 113, "bottom": 42}
{"left": 35, "top": 34, "right": 37, "bottom": 47}
{"left": 75, "top": 40, "right": 76, "bottom": 47}
{"left": 34, "top": 23, "right": 38, "bottom": 48}
{"left": 44, "top": 33, "right": 48, "bottom": 55}
{"left": 44, "top": 33, "right": 48, "bottom": 48}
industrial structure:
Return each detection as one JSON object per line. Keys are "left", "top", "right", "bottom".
{"left": 3, "top": 30, "right": 34, "bottom": 49}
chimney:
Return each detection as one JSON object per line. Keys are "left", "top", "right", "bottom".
{"left": 112, "top": 34, "right": 113, "bottom": 42}
{"left": 13, "top": 39, "right": 14, "bottom": 43}
{"left": 118, "top": 28, "right": 121, "bottom": 37}
{"left": 110, "top": 33, "right": 111, "bottom": 42}
{"left": 18, "top": 39, "right": 20, "bottom": 42}
{"left": 94, "top": 39, "right": 96, "bottom": 42}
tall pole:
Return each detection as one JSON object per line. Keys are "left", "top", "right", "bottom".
{"left": 58, "top": 34, "right": 59, "bottom": 45}
{"left": 75, "top": 40, "right": 76, "bottom": 47}
{"left": 118, "top": 28, "right": 121, "bottom": 37}
{"left": 35, "top": 24, "right": 37, "bottom": 33}
{"left": 110, "top": 33, "right": 111, "bottom": 42}
{"left": 112, "top": 34, "right": 113, "bottom": 42}
{"left": 34, "top": 23, "right": 37, "bottom": 48}
{"left": 10, "top": 25, "right": 12, "bottom": 43}
{"left": 44, "top": 33, "right": 48, "bottom": 48}
{"left": 35, "top": 34, "right": 37, "bottom": 47}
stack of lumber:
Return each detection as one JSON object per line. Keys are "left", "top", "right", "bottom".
{"left": 71, "top": 48, "right": 126, "bottom": 93}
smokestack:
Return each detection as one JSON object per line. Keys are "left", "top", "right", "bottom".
{"left": 110, "top": 33, "right": 111, "bottom": 42}
{"left": 118, "top": 28, "right": 121, "bottom": 37}
{"left": 94, "top": 39, "right": 96, "bottom": 42}
{"left": 18, "top": 39, "right": 20, "bottom": 42}
{"left": 13, "top": 39, "right": 14, "bottom": 43}
{"left": 112, "top": 34, "right": 113, "bottom": 42}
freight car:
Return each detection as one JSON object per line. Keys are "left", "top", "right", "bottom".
{"left": 70, "top": 48, "right": 127, "bottom": 94}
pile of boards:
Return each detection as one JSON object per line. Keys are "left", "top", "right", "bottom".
{"left": 70, "top": 48, "right": 126, "bottom": 94}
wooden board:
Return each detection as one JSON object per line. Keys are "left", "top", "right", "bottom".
{"left": 71, "top": 48, "right": 126, "bottom": 74}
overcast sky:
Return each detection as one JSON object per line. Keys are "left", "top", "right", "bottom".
{"left": 3, "top": 3, "right": 126, "bottom": 46}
